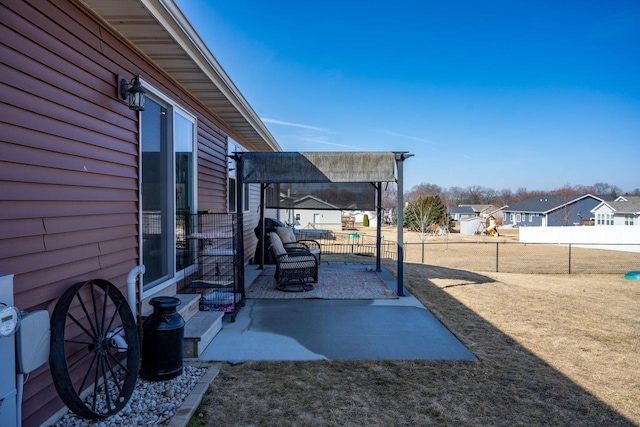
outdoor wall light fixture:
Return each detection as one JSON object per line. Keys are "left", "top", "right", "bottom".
{"left": 118, "top": 75, "right": 146, "bottom": 111}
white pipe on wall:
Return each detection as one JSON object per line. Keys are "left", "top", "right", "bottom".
{"left": 126, "top": 265, "right": 145, "bottom": 321}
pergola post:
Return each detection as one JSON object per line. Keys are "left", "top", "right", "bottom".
{"left": 258, "top": 183, "right": 267, "bottom": 269}
{"left": 395, "top": 152, "right": 413, "bottom": 297}
{"left": 376, "top": 182, "right": 382, "bottom": 272}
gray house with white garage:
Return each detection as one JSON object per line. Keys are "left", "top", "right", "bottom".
{"left": 503, "top": 194, "right": 613, "bottom": 227}
{"left": 591, "top": 196, "right": 640, "bottom": 226}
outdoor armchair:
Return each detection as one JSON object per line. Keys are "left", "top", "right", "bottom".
{"left": 276, "top": 226, "right": 322, "bottom": 264}
{"left": 269, "top": 232, "right": 318, "bottom": 291}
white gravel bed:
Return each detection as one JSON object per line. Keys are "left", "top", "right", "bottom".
{"left": 53, "top": 365, "right": 207, "bottom": 426}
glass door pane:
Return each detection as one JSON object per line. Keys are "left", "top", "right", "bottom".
{"left": 141, "top": 98, "right": 169, "bottom": 288}
{"left": 175, "top": 112, "right": 194, "bottom": 271}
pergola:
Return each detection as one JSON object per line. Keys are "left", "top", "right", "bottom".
{"left": 235, "top": 151, "right": 413, "bottom": 295}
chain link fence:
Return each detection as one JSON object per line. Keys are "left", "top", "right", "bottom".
{"left": 307, "top": 230, "right": 640, "bottom": 274}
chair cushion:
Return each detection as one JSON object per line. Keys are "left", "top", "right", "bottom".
{"left": 276, "top": 226, "right": 297, "bottom": 244}
{"left": 279, "top": 257, "right": 316, "bottom": 269}
{"left": 268, "top": 232, "right": 287, "bottom": 256}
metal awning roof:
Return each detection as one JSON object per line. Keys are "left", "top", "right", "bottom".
{"left": 80, "top": 0, "right": 281, "bottom": 152}
{"left": 239, "top": 152, "right": 397, "bottom": 183}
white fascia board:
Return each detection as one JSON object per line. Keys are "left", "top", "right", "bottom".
{"left": 142, "top": 0, "right": 281, "bottom": 150}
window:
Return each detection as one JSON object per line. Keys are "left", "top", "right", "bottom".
{"left": 227, "top": 140, "right": 249, "bottom": 213}
{"left": 140, "top": 94, "right": 196, "bottom": 290}
{"left": 596, "top": 213, "right": 613, "bottom": 225}
{"left": 625, "top": 215, "right": 634, "bottom": 226}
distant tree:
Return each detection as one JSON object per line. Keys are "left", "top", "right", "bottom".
{"left": 594, "top": 182, "right": 611, "bottom": 194}
{"left": 551, "top": 184, "right": 582, "bottom": 226}
{"left": 573, "top": 184, "right": 596, "bottom": 194}
{"left": 406, "top": 183, "right": 443, "bottom": 202}
{"left": 381, "top": 182, "right": 397, "bottom": 209}
{"left": 498, "top": 188, "right": 514, "bottom": 207}
{"left": 404, "top": 195, "right": 450, "bottom": 233}
{"left": 445, "top": 186, "right": 466, "bottom": 206}
{"left": 610, "top": 185, "right": 622, "bottom": 198}
{"left": 404, "top": 195, "right": 450, "bottom": 263}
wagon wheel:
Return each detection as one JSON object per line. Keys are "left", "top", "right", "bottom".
{"left": 49, "top": 279, "right": 140, "bottom": 420}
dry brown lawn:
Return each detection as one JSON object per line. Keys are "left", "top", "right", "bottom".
{"left": 189, "top": 227, "right": 640, "bottom": 426}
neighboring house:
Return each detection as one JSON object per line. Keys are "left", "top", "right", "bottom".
{"left": 449, "top": 206, "right": 476, "bottom": 221}
{"left": 591, "top": 196, "right": 640, "bottom": 226}
{"left": 280, "top": 195, "right": 343, "bottom": 231}
{"left": 503, "top": 194, "right": 613, "bottom": 227}
{"left": 459, "top": 204, "right": 495, "bottom": 217}
{"left": 0, "top": 1, "right": 280, "bottom": 425}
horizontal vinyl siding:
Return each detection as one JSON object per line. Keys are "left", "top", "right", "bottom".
{"left": 196, "top": 118, "right": 228, "bottom": 211}
{"left": 1, "top": 0, "right": 248, "bottom": 424}
{"left": 1, "top": 1, "right": 140, "bottom": 425}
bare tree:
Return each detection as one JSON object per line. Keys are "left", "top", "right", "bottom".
{"left": 406, "top": 183, "right": 443, "bottom": 202}
{"left": 551, "top": 184, "right": 581, "bottom": 226}
{"left": 498, "top": 188, "right": 514, "bottom": 207}
{"left": 381, "top": 182, "right": 397, "bottom": 209}
{"left": 446, "top": 186, "right": 466, "bottom": 206}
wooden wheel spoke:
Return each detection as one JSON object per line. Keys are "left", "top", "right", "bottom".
{"left": 91, "top": 354, "right": 102, "bottom": 412}
{"left": 65, "top": 339, "right": 93, "bottom": 346}
{"left": 100, "top": 284, "right": 109, "bottom": 337}
{"left": 106, "top": 351, "right": 131, "bottom": 376}
{"left": 68, "top": 312, "right": 96, "bottom": 341}
{"left": 78, "top": 351, "right": 98, "bottom": 395}
{"left": 105, "top": 301, "right": 124, "bottom": 338}
{"left": 104, "top": 353, "right": 125, "bottom": 401}
{"left": 75, "top": 293, "right": 98, "bottom": 338}
{"left": 89, "top": 282, "right": 102, "bottom": 337}
{"left": 99, "top": 355, "right": 114, "bottom": 413}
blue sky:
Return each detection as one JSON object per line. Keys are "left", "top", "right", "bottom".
{"left": 175, "top": 0, "right": 640, "bottom": 193}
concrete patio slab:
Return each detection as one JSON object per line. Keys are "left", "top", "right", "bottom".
{"left": 193, "top": 264, "right": 476, "bottom": 362}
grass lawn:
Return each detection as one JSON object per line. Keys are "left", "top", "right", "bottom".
{"left": 188, "top": 231, "right": 639, "bottom": 426}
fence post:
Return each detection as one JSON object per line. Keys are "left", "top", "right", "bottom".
{"left": 568, "top": 243, "right": 572, "bottom": 274}
{"left": 496, "top": 242, "right": 499, "bottom": 272}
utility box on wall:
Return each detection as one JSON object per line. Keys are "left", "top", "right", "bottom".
{"left": 0, "top": 274, "right": 17, "bottom": 427}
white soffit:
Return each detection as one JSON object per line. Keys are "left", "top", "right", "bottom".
{"left": 80, "top": 0, "right": 281, "bottom": 152}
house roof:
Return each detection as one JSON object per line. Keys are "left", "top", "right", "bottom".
{"left": 448, "top": 206, "right": 475, "bottom": 215}
{"left": 80, "top": 0, "right": 281, "bottom": 152}
{"left": 592, "top": 196, "right": 640, "bottom": 214}
{"left": 505, "top": 194, "right": 612, "bottom": 214}
{"left": 459, "top": 204, "right": 494, "bottom": 214}
{"left": 293, "top": 195, "right": 340, "bottom": 210}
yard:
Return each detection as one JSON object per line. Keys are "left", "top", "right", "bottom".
{"left": 188, "top": 228, "right": 640, "bottom": 426}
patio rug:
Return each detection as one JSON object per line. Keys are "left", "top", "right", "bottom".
{"left": 246, "top": 267, "right": 399, "bottom": 299}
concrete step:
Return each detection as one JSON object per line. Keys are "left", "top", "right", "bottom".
{"left": 183, "top": 310, "right": 224, "bottom": 358}
{"left": 140, "top": 293, "right": 201, "bottom": 323}
{"left": 174, "top": 294, "right": 201, "bottom": 323}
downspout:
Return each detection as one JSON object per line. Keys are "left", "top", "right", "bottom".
{"left": 127, "top": 265, "right": 146, "bottom": 322}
